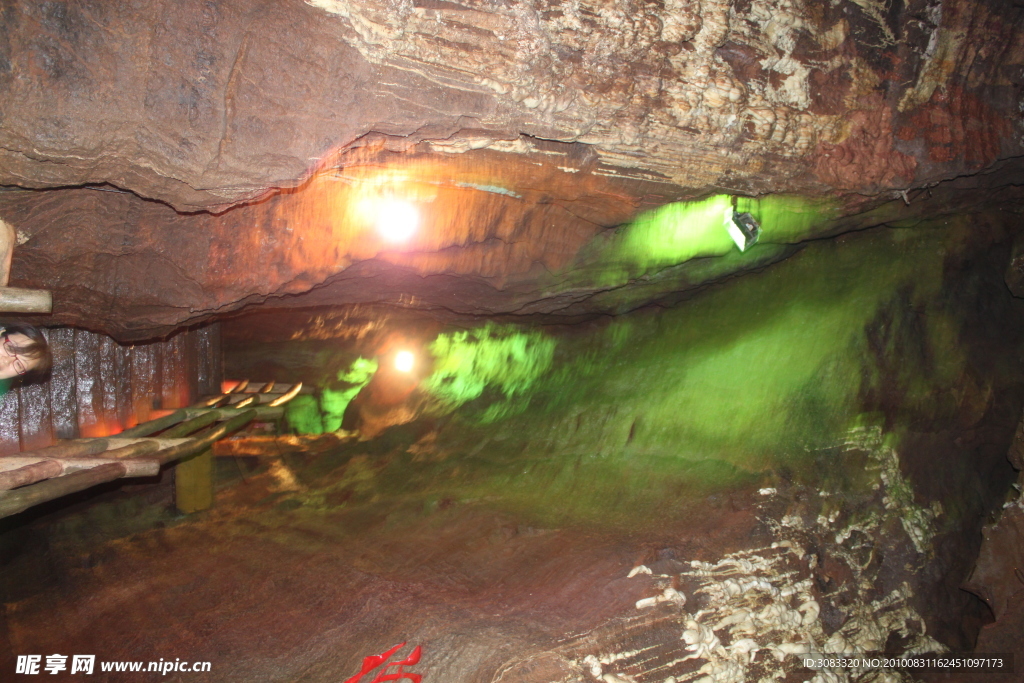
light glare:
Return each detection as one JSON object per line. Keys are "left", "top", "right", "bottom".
{"left": 376, "top": 200, "right": 418, "bottom": 242}
{"left": 395, "top": 350, "right": 415, "bottom": 373}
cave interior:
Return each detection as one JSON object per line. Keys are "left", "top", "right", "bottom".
{"left": 2, "top": 0, "right": 1024, "bottom": 681}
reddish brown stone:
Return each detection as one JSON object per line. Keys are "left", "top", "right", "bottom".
{"left": 811, "top": 95, "right": 918, "bottom": 191}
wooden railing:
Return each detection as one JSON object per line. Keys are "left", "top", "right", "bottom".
{"left": 0, "top": 381, "right": 302, "bottom": 519}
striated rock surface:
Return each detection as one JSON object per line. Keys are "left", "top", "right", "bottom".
{"left": 0, "top": 0, "right": 1022, "bottom": 337}
{"left": 2, "top": 0, "right": 1022, "bottom": 209}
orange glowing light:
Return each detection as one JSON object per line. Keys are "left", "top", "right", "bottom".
{"left": 394, "top": 350, "right": 415, "bottom": 373}
{"left": 221, "top": 380, "right": 243, "bottom": 394}
{"left": 375, "top": 200, "right": 419, "bottom": 242}
{"left": 79, "top": 419, "right": 125, "bottom": 438}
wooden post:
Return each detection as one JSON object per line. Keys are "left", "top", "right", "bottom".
{"left": 48, "top": 327, "right": 79, "bottom": 440}
{"left": 171, "top": 408, "right": 258, "bottom": 514}
{"left": 175, "top": 448, "right": 213, "bottom": 514}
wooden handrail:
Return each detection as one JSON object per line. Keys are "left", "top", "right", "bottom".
{"left": 0, "top": 373, "right": 300, "bottom": 518}
{"left": 0, "top": 463, "right": 127, "bottom": 518}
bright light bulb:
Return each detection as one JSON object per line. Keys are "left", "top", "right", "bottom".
{"left": 395, "top": 350, "right": 415, "bottom": 373}
{"left": 376, "top": 200, "right": 418, "bottom": 242}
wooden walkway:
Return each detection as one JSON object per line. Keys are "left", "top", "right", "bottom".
{"left": 0, "top": 381, "right": 302, "bottom": 519}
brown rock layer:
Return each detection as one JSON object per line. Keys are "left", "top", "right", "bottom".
{"left": 1, "top": 0, "right": 1021, "bottom": 210}
{"left": 0, "top": 0, "right": 1022, "bottom": 337}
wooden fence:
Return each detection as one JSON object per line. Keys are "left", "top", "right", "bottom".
{"left": 0, "top": 325, "right": 222, "bottom": 454}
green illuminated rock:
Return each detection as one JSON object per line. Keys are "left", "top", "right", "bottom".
{"left": 422, "top": 323, "right": 557, "bottom": 422}
{"left": 286, "top": 357, "right": 378, "bottom": 434}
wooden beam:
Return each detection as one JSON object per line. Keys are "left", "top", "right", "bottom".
{"left": 156, "top": 409, "right": 258, "bottom": 466}
{"left": 212, "top": 384, "right": 303, "bottom": 407}
{"left": 117, "top": 409, "right": 188, "bottom": 438}
{"left": 160, "top": 411, "right": 221, "bottom": 438}
{"left": 0, "top": 462, "right": 126, "bottom": 519}
{"left": 21, "top": 438, "right": 116, "bottom": 460}
{"left": 101, "top": 439, "right": 188, "bottom": 457}
{"left": 182, "top": 405, "right": 283, "bottom": 421}
{"left": 0, "top": 460, "right": 62, "bottom": 491}
{"left": 202, "top": 383, "right": 310, "bottom": 398}
{"left": 228, "top": 379, "right": 250, "bottom": 393}
{"left": 0, "top": 455, "right": 158, "bottom": 478}
{"left": 0, "top": 287, "right": 51, "bottom": 313}
{"left": 268, "top": 383, "right": 302, "bottom": 407}
{"left": 0, "top": 436, "right": 185, "bottom": 463}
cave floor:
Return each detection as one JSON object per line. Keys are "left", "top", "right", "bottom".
{"left": 0, "top": 431, "right": 770, "bottom": 683}
{"left": 4, "top": 427, "right": 1023, "bottom": 683}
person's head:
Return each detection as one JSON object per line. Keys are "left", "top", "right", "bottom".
{"left": 0, "top": 323, "right": 51, "bottom": 381}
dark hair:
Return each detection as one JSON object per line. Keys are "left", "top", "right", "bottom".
{"left": 2, "top": 323, "right": 52, "bottom": 381}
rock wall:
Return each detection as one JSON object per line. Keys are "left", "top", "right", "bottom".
{"left": 0, "top": 0, "right": 1022, "bottom": 339}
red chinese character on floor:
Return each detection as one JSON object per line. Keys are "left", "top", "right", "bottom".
{"left": 344, "top": 642, "right": 423, "bottom": 683}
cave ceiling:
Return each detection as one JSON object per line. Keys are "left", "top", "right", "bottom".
{"left": 0, "top": 0, "right": 1023, "bottom": 340}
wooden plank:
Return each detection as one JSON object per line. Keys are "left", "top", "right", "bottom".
{"left": 0, "top": 383, "right": 20, "bottom": 455}
{"left": 0, "top": 287, "right": 51, "bottom": 313}
{"left": 17, "top": 438, "right": 112, "bottom": 460}
{"left": 0, "top": 462, "right": 127, "bottom": 519}
{"left": 161, "top": 331, "right": 187, "bottom": 409}
{"left": 228, "top": 379, "right": 250, "bottom": 394}
{"left": 100, "top": 438, "right": 188, "bottom": 452}
{"left": 175, "top": 448, "right": 213, "bottom": 514}
{"left": 209, "top": 323, "right": 223, "bottom": 396}
{"left": 48, "top": 327, "right": 79, "bottom": 440}
{"left": 114, "top": 339, "right": 133, "bottom": 431}
{"left": 220, "top": 392, "right": 287, "bottom": 405}
{"left": 74, "top": 328, "right": 103, "bottom": 436}
{"left": 129, "top": 343, "right": 158, "bottom": 427}
{"left": 267, "top": 383, "right": 303, "bottom": 407}
{"left": 182, "top": 405, "right": 283, "bottom": 420}
{"left": 96, "top": 335, "right": 117, "bottom": 432}
{"left": 224, "top": 382, "right": 309, "bottom": 394}
{"left": 184, "top": 328, "right": 199, "bottom": 406}
{"left": 196, "top": 325, "right": 218, "bottom": 396}
{"left": 151, "top": 335, "right": 164, "bottom": 411}
{"left": 0, "top": 437, "right": 186, "bottom": 466}
{"left": 18, "top": 380, "right": 53, "bottom": 452}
